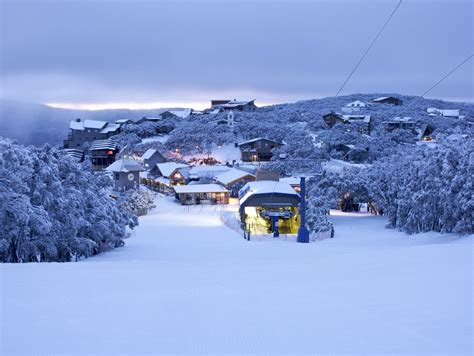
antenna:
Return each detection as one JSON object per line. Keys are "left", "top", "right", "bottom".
{"left": 421, "top": 54, "right": 473, "bottom": 97}
{"left": 335, "top": 0, "right": 403, "bottom": 97}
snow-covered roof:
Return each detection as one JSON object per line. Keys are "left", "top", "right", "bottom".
{"left": 441, "top": 109, "right": 460, "bottom": 117}
{"left": 372, "top": 96, "right": 389, "bottom": 102}
{"left": 89, "top": 139, "right": 118, "bottom": 151}
{"left": 215, "top": 168, "right": 255, "bottom": 186}
{"left": 239, "top": 137, "right": 282, "bottom": 146}
{"left": 280, "top": 177, "right": 300, "bottom": 186}
{"left": 188, "top": 165, "right": 231, "bottom": 177}
{"left": 63, "top": 149, "right": 84, "bottom": 162}
{"left": 100, "top": 123, "right": 121, "bottom": 134}
{"left": 106, "top": 159, "right": 144, "bottom": 173}
{"left": 163, "top": 109, "right": 192, "bottom": 119}
{"left": 426, "top": 108, "right": 460, "bottom": 117}
{"left": 342, "top": 115, "right": 371, "bottom": 123}
{"left": 156, "top": 162, "right": 189, "bottom": 177}
{"left": 345, "top": 100, "right": 367, "bottom": 108}
{"left": 173, "top": 184, "right": 228, "bottom": 194}
{"left": 115, "top": 119, "right": 131, "bottom": 124}
{"left": 69, "top": 119, "right": 107, "bottom": 131}
{"left": 154, "top": 177, "right": 171, "bottom": 186}
{"left": 389, "top": 116, "right": 414, "bottom": 122}
{"left": 238, "top": 181, "right": 299, "bottom": 206}
{"left": 142, "top": 149, "right": 157, "bottom": 160}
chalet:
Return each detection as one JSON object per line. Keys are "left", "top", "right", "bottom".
{"left": 160, "top": 109, "right": 192, "bottom": 120}
{"left": 64, "top": 118, "right": 121, "bottom": 148}
{"left": 384, "top": 117, "right": 416, "bottom": 132}
{"left": 214, "top": 168, "right": 256, "bottom": 197}
{"left": 106, "top": 159, "right": 144, "bottom": 192}
{"left": 372, "top": 96, "right": 402, "bottom": 105}
{"left": 141, "top": 149, "right": 167, "bottom": 170}
{"left": 173, "top": 184, "right": 229, "bottom": 205}
{"left": 427, "top": 108, "right": 461, "bottom": 118}
{"left": 135, "top": 117, "right": 162, "bottom": 125}
{"left": 63, "top": 149, "right": 85, "bottom": 163}
{"left": 187, "top": 165, "right": 232, "bottom": 183}
{"left": 115, "top": 119, "right": 134, "bottom": 125}
{"left": 239, "top": 138, "right": 283, "bottom": 162}
{"left": 418, "top": 124, "right": 436, "bottom": 141}
{"left": 149, "top": 162, "right": 190, "bottom": 193}
{"left": 210, "top": 99, "right": 257, "bottom": 112}
{"left": 89, "top": 139, "right": 120, "bottom": 170}
{"left": 238, "top": 180, "right": 300, "bottom": 236}
{"left": 322, "top": 112, "right": 345, "bottom": 127}
{"left": 345, "top": 100, "right": 367, "bottom": 108}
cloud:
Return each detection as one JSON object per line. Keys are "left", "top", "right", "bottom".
{"left": 1, "top": 0, "right": 472, "bottom": 108}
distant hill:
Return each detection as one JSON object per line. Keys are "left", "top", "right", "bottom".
{"left": 0, "top": 99, "right": 181, "bottom": 146}
{"left": 1, "top": 95, "right": 472, "bottom": 147}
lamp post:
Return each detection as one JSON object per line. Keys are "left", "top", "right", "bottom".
{"left": 297, "top": 176, "right": 310, "bottom": 243}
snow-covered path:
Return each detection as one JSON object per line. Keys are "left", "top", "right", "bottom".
{"left": 1, "top": 196, "right": 472, "bottom": 355}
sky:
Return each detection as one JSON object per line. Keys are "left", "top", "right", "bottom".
{"left": 1, "top": 0, "right": 472, "bottom": 110}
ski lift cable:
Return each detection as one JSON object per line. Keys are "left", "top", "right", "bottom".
{"left": 421, "top": 54, "right": 473, "bottom": 97}
{"left": 335, "top": 0, "right": 403, "bottom": 97}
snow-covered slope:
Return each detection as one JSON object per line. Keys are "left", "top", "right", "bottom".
{"left": 1, "top": 196, "right": 472, "bottom": 354}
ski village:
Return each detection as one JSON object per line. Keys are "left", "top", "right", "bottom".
{"left": 1, "top": 94, "right": 473, "bottom": 354}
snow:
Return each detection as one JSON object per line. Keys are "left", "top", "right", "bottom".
{"left": 141, "top": 148, "right": 157, "bottom": 160}
{"left": 345, "top": 100, "right": 367, "bottom": 107}
{"left": 322, "top": 159, "right": 369, "bottom": 175}
{"left": 155, "top": 162, "right": 189, "bottom": 177}
{"left": 2, "top": 195, "right": 472, "bottom": 354}
{"left": 215, "top": 168, "right": 255, "bottom": 186}
{"left": 182, "top": 143, "right": 242, "bottom": 164}
{"left": 141, "top": 135, "right": 170, "bottom": 144}
{"left": 169, "top": 109, "right": 192, "bottom": 118}
{"left": 239, "top": 180, "right": 298, "bottom": 205}
{"left": 279, "top": 176, "right": 300, "bottom": 185}
{"left": 100, "top": 123, "right": 120, "bottom": 134}
{"left": 173, "top": 183, "right": 228, "bottom": 194}
{"left": 69, "top": 119, "right": 108, "bottom": 130}
{"left": 105, "top": 159, "right": 143, "bottom": 173}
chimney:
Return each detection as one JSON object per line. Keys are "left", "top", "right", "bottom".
{"left": 76, "top": 118, "right": 81, "bottom": 122}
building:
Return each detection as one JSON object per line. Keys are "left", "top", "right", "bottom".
{"left": 418, "top": 123, "right": 436, "bottom": 141}
{"left": 173, "top": 184, "right": 229, "bottom": 205}
{"left": 106, "top": 159, "right": 144, "bottom": 192}
{"left": 214, "top": 168, "right": 256, "bottom": 197}
{"left": 148, "top": 162, "right": 190, "bottom": 193}
{"left": 160, "top": 109, "right": 192, "bottom": 120}
{"left": 89, "top": 139, "right": 120, "bottom": 170}
{"left": 384, "top": 117, "right": 416, "bottom": 132}
{"left": 187, "top": 165, "right": 232, "bottom": 183}
{"left": 345, "top": 100, "right": 367, "bottom": 108}
{"left": 64, "top": 118, "right": 120, "bottom": 148}
{"left": 63, "top": 149, "right": 85, "bottom": 163}
{"left": 372, "top": 96, "right": 402, "bottom": 105}
{"left": 135, "top": 117, "right": 162, "bottom": 125}
{"left": 115, "top": 119, "right": 134, "bottom": 125}
{"left": 210, "top": 99, "right": 257, "bottom": 112}
{"left": 427, "top": 108, "right": 460, "bottom": 118}
{"left": 238, "top": 181, "right": 300, "bottom": 235}
{"left": 239, "top": 138, "right": 283, "bottom": 162}
{"left": 322, "top": 112, "right": 345, "bottom": 127}
{"left": 141, "top": 149, "right": 167, "bottom": 170}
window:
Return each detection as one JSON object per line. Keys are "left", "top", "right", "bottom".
{"left": 115, "top": 173, "right": 119, "bottom": 180}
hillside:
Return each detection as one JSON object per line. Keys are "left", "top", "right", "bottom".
{"left": 3, "top": 195, "right": 472, "bottom": 354}
{"left": 1, "top": 95, "right": 472, "bottom": 147}
{"left": 0, "top": 99, "right": 179, "bottom": 146}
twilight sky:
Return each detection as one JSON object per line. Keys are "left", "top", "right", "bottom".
{"left": 1, "top": 0, "right": 472, "bottom": 109}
